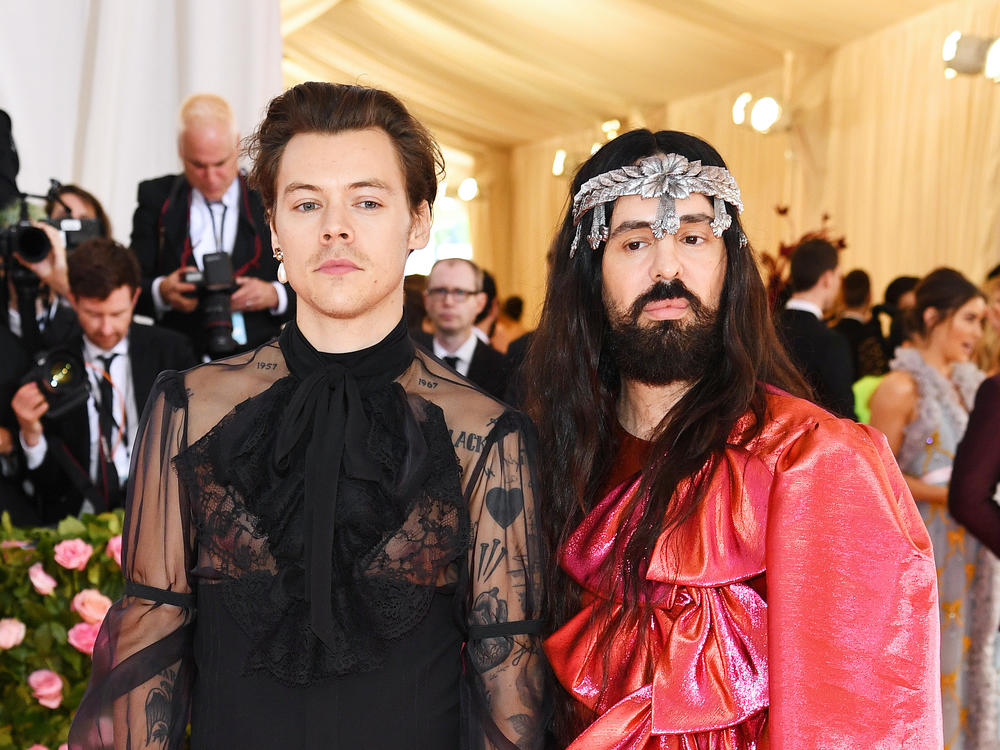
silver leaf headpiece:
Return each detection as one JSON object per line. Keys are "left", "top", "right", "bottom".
{"left": 570, "top": 153, "right": 745, "bottom": 257}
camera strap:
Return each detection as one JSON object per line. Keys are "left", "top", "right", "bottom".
{"left": 50, "top": 438, "right": 106, "bottom": 512}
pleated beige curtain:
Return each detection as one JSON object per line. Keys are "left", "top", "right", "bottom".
{"left": 504, "top": 0, "right": 1000, "bottom": 323}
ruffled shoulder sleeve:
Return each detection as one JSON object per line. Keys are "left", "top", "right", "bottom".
{"left": 69, "top": 369, "right": 196, "bottom": 750}
{"left": 766, "top": 409, "right": 942, "bottom": 748}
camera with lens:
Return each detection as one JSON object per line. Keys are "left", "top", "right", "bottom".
{"left": 180, "top": 251, "right": 238, "bottom": 358}
{"left": 21, "top": 348, "right": 90, "bottom": 418}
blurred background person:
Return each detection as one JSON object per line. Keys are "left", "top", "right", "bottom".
{"left": 973, "top": 266, "right": 1000, "bottom": 376}
{"left": 417, "top": 257, "right": 509, "bottom": 399}
{"left": 10, "top": 239, "right": 195, "bottom": 524}
{"left": 777, "top": 236, "right": 855, "bottom": 418}
{"left": 950, "top": 371, "right": 1000, "bottom": 559}
{"left": 878, "top": 274, "right": 919, "bottom": 356}
{"left": 130, "top": 93, "right": 290, "bottom": 359}
{"left": 869, "top": 267, "right": 992, "bottom": 748}
{"left": 833, "top": 268, "right": 888, "bottom": 381}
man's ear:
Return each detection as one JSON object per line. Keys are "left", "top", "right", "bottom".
{"left": 269, "top": 213, "right": 280, "bottom": 254}
{"left": 474, "top": 292, "right": 488, "bottom": 316}
{"left": 408, "top": 200, "right": 432, "bottom": 251}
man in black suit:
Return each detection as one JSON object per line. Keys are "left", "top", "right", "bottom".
{"left": 417, "top": 257, "right": 509, "bottom": 399}
{"left": 130, "top": 94, "right": 291, "bottom": 359}
{"left": 833, "top": 268, "right": 888, "bottom": 380}
{"left": 11, "top": 239, "right": 196, "bottom": 523}
{"left": 778, "top": 237, "right": 857, "bottom": 419}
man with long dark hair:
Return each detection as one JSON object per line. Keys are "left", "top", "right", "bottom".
{"left": 524, "top": 130, "right": 941, "bottom": 748}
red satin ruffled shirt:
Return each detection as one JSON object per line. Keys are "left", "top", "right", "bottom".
{"left": 545, "top": 388, "right": 942, "bottom": 749}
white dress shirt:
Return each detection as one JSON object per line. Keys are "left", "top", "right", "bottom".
{"left": 21, "top": 336, "right": 137, "bottom": 490}
{"left": 432, "top": 333, "right": 479, "bottom": 377}
{"left": 784, "top": 297, "right": 824, "bottom": 320}
{"left": 150, "top": 178, "right": 288, "bottom": 321}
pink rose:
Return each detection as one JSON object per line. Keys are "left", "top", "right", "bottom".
{"left": 27, "top": 669, "right": 63, "bottom": 709}
{"left": 67, "top": 621, "right": 101, "bottom": 656}
{"left": 71, "top": 588, "right": 112, "bottom": 625}
{"left": 0, "top": 539, "right": 30, "bottom": 548}
{"left": 53, "top": 538, "right": 93, "bottom": 570}
{"left": 105, "top": 534, "right": 123, "bottom": 567}
{"left": 28, "top": 562, "right": 57, "bottom": 595}
{"left": 0, "top": 617, "right": 26, "bottom": 649}
{"left": 53, "top": 539, "right": 94, "bottom": 570}
{"left": 26, "top": 745, "right": 49, "bottom": 750}
{"left": 60, "top": 745, "right": 69, "bottom": 750}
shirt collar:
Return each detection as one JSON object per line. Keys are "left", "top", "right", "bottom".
{"left": 83, "top": 335, "right": 129, "bottom": 362}
{"left": 191, "top": 177, "right": 240, "bottom": 212}
{"left": 433, "top": 332, "right": 478, "bottom": 364}
{"left": 785, "top": 298, "right": 824, "bottom": 320}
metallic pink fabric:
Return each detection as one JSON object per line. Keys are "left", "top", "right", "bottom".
{"left": 545, "top": 390, "right": 942, "bottom": 749}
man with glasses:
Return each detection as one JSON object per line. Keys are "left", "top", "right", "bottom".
{"left": 420, "top": 257, "right": 509, "bottom": 399}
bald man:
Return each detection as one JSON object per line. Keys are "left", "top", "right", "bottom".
{"left": 130, "top": 93, "right": 291, "bottom": 358}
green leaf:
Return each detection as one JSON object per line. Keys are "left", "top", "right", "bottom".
{"left": 1, "top": 510, "right": 12, "bottom": 534}
{"left": 56, "top": 517, "right": 87, "bottom": 537}
{"left": 87, "top": 564, "right": 102, "bottom": 586}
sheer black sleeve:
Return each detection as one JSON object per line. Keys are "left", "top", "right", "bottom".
{"left": 68, "top": 371, "right": 196, "bottom": 750}
{"left": 949, "top": 374, "right": 1000, "bottom": 557}
{"left": 463, "top": 411, "right": 547, "bottom": 750}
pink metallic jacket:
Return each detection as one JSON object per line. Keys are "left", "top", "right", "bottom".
{"left": 545, "top": 388, "right": 942, "bottom": 749}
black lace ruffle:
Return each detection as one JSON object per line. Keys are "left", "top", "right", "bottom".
{"left": 174, "top": 376, "right": 468, "bottom": 685}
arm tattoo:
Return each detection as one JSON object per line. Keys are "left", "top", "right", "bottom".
{"left": 469, "top": 587, "right": 513, "bottom": 672}
{"left": 144, "top": 667, "right": 176, "bottom": 746}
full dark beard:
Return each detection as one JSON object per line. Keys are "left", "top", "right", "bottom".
{"left": 605, "top": 280, "right": 722, "bottom": 385}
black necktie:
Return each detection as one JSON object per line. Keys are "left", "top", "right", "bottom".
{"left": 443, "top": 355, "right": 459, "bottom": 370}
{"left": 97, "top": 354, "right": 121, "bottom": 505}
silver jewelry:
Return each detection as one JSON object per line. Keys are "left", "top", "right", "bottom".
{"left": 570, "top": 154, "right": 746, "bottom": 257}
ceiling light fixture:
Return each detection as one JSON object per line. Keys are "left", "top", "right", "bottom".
{"left": 732, "top": 92, "right": 752, "bottom": 126}
{"left": 457, "top": 177, "right": 478, "bottom": 201}
{"left": 552, "top": 149, "right": 567, "bottom": 177}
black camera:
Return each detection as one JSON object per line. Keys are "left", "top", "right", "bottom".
{"left": 181, "top": 251, "right": 238, "bottom": 358}
{"left": 0, "top": 216, "right": 101, "bottom": 264}
{"left": 22, "top": 348, "right": 90, "bottom": 418}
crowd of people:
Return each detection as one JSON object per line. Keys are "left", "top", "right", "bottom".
{"left": 1, "top": 83, "right": 998, "bottom": 749}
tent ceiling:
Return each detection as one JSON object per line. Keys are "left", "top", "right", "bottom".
{"left": 281, "top": 0, "right": 950, "bottom": 150}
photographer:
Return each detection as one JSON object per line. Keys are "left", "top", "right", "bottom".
{"left": 3, "top": 183, "right": 110, "bottom": 351}
{"left": 10, "top": 238, "right": 195, "bottom": 524}
{"left": 130, "top": 93, "right": 291, "bottom": 359}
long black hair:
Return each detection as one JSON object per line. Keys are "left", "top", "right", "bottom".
{"left": 522, "top": 129, "right": 808, "bottom": 741}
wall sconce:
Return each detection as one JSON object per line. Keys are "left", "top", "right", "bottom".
{"left": 732, "top": 93, "right": 785, "bottom": 134}
{"left": 943, "top": 31, "right": 1000, "bottom": 79}
{"left": 457, "top": 177, "right": 479, "bottom": 201}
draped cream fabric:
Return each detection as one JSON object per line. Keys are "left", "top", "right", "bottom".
{"left": 506, "top": 0, "right": 1000, "bottom": 322}
{"left": 1, "top": 0, "right": 282, "bottom": 244}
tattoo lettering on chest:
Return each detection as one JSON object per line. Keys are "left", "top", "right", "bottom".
{"left": 449, "top": 429, "right": 486, "bottom": 453}
{"left": 256, "top": 361, "right": 278, "bottom": 370}
{"left": 144, "top": 667, "right": 176, "bottom": 745}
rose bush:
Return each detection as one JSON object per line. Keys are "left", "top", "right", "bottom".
{"left": 0, "top": 510, "right": 125, "bottom": 750}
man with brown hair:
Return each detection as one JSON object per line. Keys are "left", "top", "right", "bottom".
{"left": 70, "top": 83, "right": 545, "bottom": 749}
{"left": 10, "top": 238, "right": 194, "bottom": 522}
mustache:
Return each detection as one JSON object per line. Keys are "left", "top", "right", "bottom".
{"left": 627, "top": 280, "right": 702, "bottom": 319}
